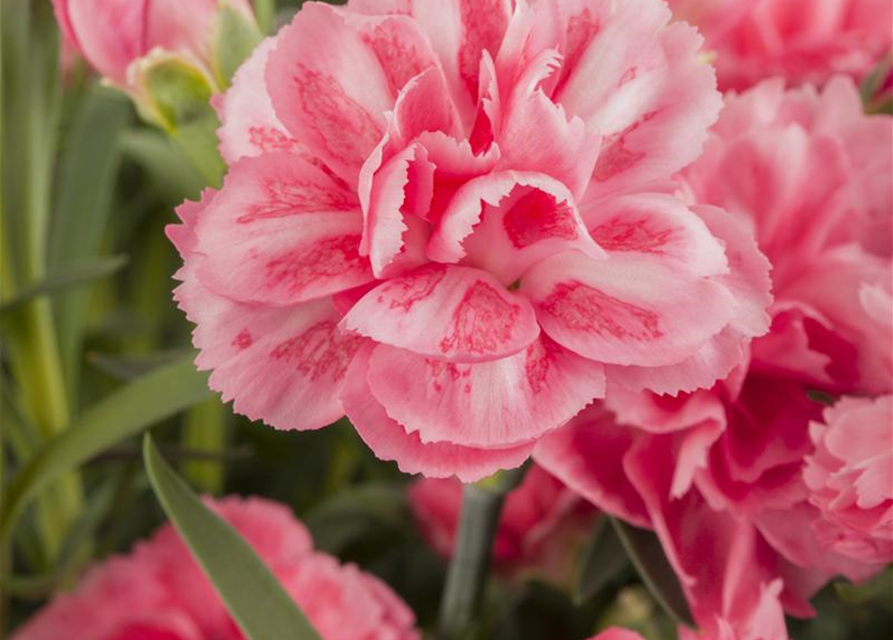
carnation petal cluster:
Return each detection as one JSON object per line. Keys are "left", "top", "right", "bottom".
{"left": 668, "top": 0, "right": 893, "bottom": 91}
{"left": 535, "top": 75, "right": 893, "bottom": 640}
{"left": 170, "top": 0, "right": 773, "bottom": 481}
{"left": 11, "top": 497, "right": 420, "bottom": 640}
{"left": 51, "top": 0, "right": 255, "bottom": 88}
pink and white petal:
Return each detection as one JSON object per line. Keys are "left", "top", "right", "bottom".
{"left": 366, "top": 335, "right": 605, "bottom": 450}
{"left": 341, "top": 345, "right": 534, "bottom": 481}
{"left": 693, "top": 204, "right": 773, "bottom": 337}
{"left": 409, "top": 0, "right": 513, "bottom": 129}
{"left": 604, "top": 386, "right": 727, "bottom": 436}
{"left": 265, "top": 3, "right": 394, "bottom": 184}
{"left": 355, "top": 57, "right": 458, "bottom": 219}
{"left": 417, "top": 130, "right": 501, "bottom": 223}
{"left": 216, "top": 37, "right": 311, "bottom": 163}
{"left": 756, "top": 503, "right": 882, "bottom": 584}
{"left": 390, "top": 66, "right": 462, "bottom": 145}
{"left": 167, "top": 188, "right": 216, "bottom": 255}
{"left": 604, "top": 326, "right": 749, "bottom": 396}
{"left": 429, "top": 171, "right": 603, "bottom": 279}
{"left": 344, "top": 12, "right": 443, "bottom": 99}
{"left": 584, "top": 194, "right": 728, "bottom": 277}
{"left": 347, "top": 0, "right": 412, "bottom": 16}
{"left": 342, "top": 264, "right": 539, "bottom": 362}
{"left": 364, "top": 144, "right": 422, "bottom": 276}
{"left": 557, "top": 0, "right": 721, "bottom": 196}
{"left": 522, "top": 251, "right": 737, "bottom": 366}
{"left": 533, "top": 405, "right": 651, "bottom": 528}
{"left": 426, "top": 171, "right": 517, "bottom": 263}
{"left": 175, "top": 262, "right": 360, "bottom": 431}
{"left": 194, "top": 153, "right": 374, "bottom": 306}
{"left": 496, "top": 49, "right": 601, "bottom": 199}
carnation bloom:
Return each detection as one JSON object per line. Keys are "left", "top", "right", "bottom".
{"left": 409, "top": 464, "right": 597, "bottom": 584}
{"left": 535, "top": 76, "right": 892, "bottom": 639}
{"left": 170, "top": 0, "right": 772, "bottom": 481}
{"left": 51, "top": 0, "right": 256, "bottom": 88}
{"left": 804, "top": 395, "right": 893, "bottom": 565}
{"left": 667, "top": 0, "right": 893, "bottom": 91}
{"left": 12, "top": 496, "right": 419, "bottom": 640}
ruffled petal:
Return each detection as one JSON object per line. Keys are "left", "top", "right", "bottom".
{"left": 366, "top": 335, "right": 605, "bottom": 448}
{"left": 341, "top": 264, "right": 539, "bottom": 361}
{"left": 533, "top": 405, "right": 651, "bottom": 527}
{"left": 556, "top": 0, "right": 721, "bottom": 196}
{"left": 522, "top": 251, "right": 737, "bottom": 366}
{"left": 341, "top": 345, "right": 534, "bottom": 481}
{"left": 429, "top": 171, "right": 604, "bottom": 282}
{"left": 265, "top": 3, "right": 397, "bottom": 184}
{"left": 193, "top": 153, "right": 374, "bottom": 306}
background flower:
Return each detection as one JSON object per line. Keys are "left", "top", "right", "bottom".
{"left": 11, "top": 496, "right": 420, "bottom": 640}
{"left": 668, "top": 0, "right": 892, "bottom": 91}
{"left": 535, "top": 75, "right": 893, "bottom": 639}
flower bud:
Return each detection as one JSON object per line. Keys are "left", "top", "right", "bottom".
{"left": 51, "top": 0, "right": 260, "bottom": 92}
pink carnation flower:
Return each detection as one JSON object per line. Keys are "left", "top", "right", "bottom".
{"left": 12, "top": 496, "right": 419, "bottom": 640}
{"left": 804, "top": 395, "right": 893, "bottom": 565}
{"left": 667, "top": 0, "right": 893, "bottom": 91}
{"left": 409, "top": 464, "right": 597, "bottom": 584}
{"left": 170, "top": 0, "right": 772, "bottom": 481}
{"left": 535, "top": 77, "right": 892, "bottom": 638}
{"left": 51, "top": 0, "right": 255, "bottom": 87}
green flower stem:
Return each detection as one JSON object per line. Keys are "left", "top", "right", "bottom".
{"left": 1, "top": 0, "right": 84, "bottom": 564}
{"left": 437, "top": 462, "right": 530, "bottom": 640}
{"left": 181, "top": 398, "right": 227, "bottom": 494}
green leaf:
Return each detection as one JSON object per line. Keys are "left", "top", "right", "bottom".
{"left": 0, "top": 355, "right": 213, "bottom": 536}
{"left": 0, "top": 255, "right": 127, "bottom": 314}
{"left": 143, "top": 434, "right": 324, "bottom": 640}
{"left": 48, "top": 85, "right": 131, "bottom": 390}
{"left": 118, "top": 129, "right": 205, "bottom": 203}
{"left": 253, "top": 0, "right": 277, "bottom": 34}
{"left": 212, "top": 1, "right": 263, "bottom": 87}
{"left": 87, "top": 348, "right": 193, "bottom": 380}
{"left": 860, "top": 53, "right": 892, "bottom": 104}
{"left": 573, "top": 518, "right": 629, "bottom": 605}
{"left": 608, "top": 516, "right": 694, "bottom": 626}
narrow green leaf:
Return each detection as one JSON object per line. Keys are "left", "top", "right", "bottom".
{"left": 859, "top": 53, "right": 892, "bottom": 104}
{"left": 87, "top": 348, "right": 193, "bottom": 381}
{"left": 211, "top": 2, "right": 263, "bottom": 87}
{"left": 143, "top": 434, "right": 324, "bottom": 640}
{"left": 0, "top": 255, "right": 127, "bottom": 314}
{"left": 0, "top": 355, "right": 212, "bottom": 535}
{"left": 118, "top": 129, "right": 205, "bottom": 203}
{"left": 49, "top": 86, "right": 131, "bottom": 392}
{"left": 573, "top": 518, "right": 629, "bottom": 604}
{"left": 608, "top": 516, "right": 695, "bottom": 626}
{"left": 253, "top": 0, "right": 276, "bottom": 34}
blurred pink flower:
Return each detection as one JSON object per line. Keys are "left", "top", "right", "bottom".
{"left": 804, "top": 395, "right": 893, "bottom": 565}
{"left": 170, "top": 0, "right": 773, "bottom": 481}
{"left": 12, "top": 496, "right": 419, "bottom": 640}
{"left": 536, "top": 76, "right": 892, "bottom": 638}
{"left": 409, "top": 464, "right": 597, "bottom": 584}
{"left": 51, "top": 0, "right": 255, "bottom": 87}
{"left": 667, "top": 0, "right": 892, "bottom": 91}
